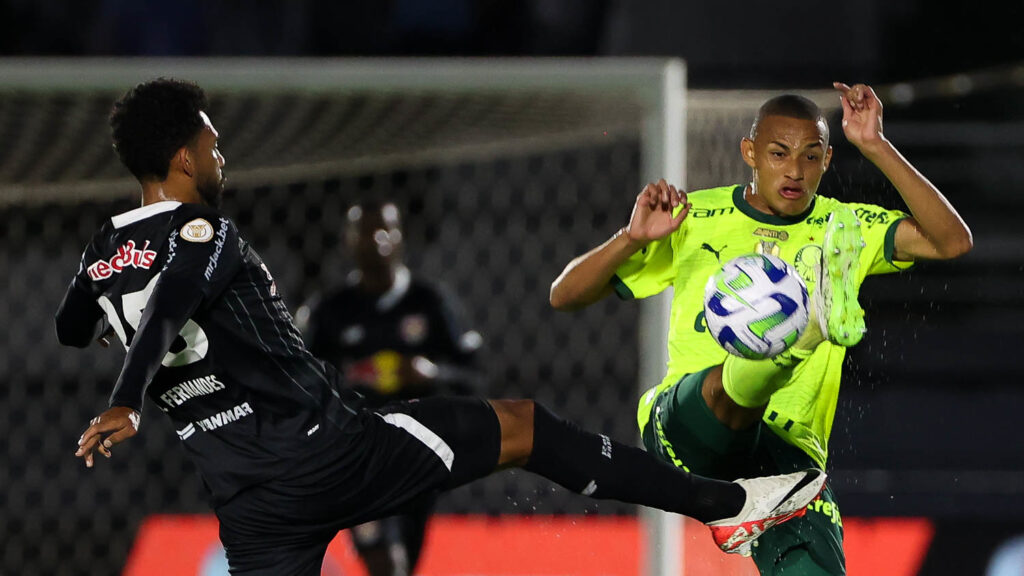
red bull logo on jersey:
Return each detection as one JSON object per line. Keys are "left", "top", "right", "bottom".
{"left": 87, "top": 240, "right": 157, "bottom": 280}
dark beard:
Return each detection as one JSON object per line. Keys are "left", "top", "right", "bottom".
{"left": 197, "top": 175, "right": 225, "bottom": 209}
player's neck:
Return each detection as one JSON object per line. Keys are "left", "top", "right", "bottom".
{"left": 139, "top": 180, "right": 201, "bottom": 207}
{"left": 743, "top": 183, "right": 774, "bottom": 216}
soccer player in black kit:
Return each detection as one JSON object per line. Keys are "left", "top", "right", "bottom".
{"left": 300, "top": 201, "right": 484, "bottom": 576}
{"left": 57, "top": 78, "right": 827, "bottom": 575}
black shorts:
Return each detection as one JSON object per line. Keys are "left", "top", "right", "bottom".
{"left": 216, "top": 396, "right": 501, "bottom": 576}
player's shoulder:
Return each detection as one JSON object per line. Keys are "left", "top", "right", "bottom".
{"left": 171, "top": 203, "right": 234, "bottom": 227}
{"left": 812, "top": 195, "right": 907, "bottom": 230}
{"left": 107, "top": 200, "right": 182, "bottom": 229}
{"left": 103, "top": 201, "right": 234, "bottom": 239}
{"left": 85, "top": 217, "right": 117, "bottom": 248}
{"left": 681, "top": 185, "right": 745, "bottom": 227}
{"left": 170, "top": 203, "right": 237, "bottom": 244}
{"left": 687, "top": 184, "right": 742, "bottom": 205}
{"left": 88, "top": 200, "right": 183, "bottom": 251}
{"left": 171, "top": 201, "right": 222, "bottom": 219}
{"left": 811, "top": 194, "right": 846, "bottom": 211}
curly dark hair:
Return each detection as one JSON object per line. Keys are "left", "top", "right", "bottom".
{"left": 109, "top": 78, "right": 209, "bottom": 181}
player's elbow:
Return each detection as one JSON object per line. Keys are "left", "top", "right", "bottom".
{"left": 54, "top": 319, "right": 92, "bottom": 348}
{"left": 938, "top": 227, "right": 974, "bottom": 259}
{"left": 550, "top": 278, "right": 612, "bottom": 311}
{"left": 549, "top": 285, "right": 568, "bottom": 310}
{"left": 549, "top": 283, "right": 581, "bottom": 312}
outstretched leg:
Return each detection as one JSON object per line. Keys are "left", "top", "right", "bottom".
{"left": 703, "top": 206, "right": 866, "bottom": 430}
{"left": 490, "top": 399, "right": 744, "bottom": 522}
{"left": 489, "top": 399, "right": 825, "bottom": 554}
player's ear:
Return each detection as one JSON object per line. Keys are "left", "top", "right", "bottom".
{"left": 740, "top": 138, "right": 756, "bottom": 169}
{"left": 176, "top": 146, "right": 194, "bottom": 178}
{"left": 823, "top": 145, "right": 833, "bottom": 172}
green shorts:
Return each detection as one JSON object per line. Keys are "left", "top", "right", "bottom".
{"left": 640, "top": 368, "right": 846, "bottom": 576}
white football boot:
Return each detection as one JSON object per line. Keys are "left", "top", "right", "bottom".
{"left": 708, "top": 468, "right": 827, "bottom": 556}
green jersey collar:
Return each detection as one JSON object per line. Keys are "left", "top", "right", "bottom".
{"left": 732, "top": 185, "right": 816, "bottom": 225}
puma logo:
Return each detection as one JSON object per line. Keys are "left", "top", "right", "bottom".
{"left": 701, "top": 243, "right": 726, "bottom": 262}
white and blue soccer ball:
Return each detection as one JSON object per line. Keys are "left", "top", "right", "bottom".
{"left": 703, "top": 254, "right": 809, "bottom": 360}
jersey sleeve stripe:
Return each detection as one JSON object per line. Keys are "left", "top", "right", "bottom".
{"left": 883, "top": 216, "right": 913, "bottom": 267}
{"left": 611, "top": 275, "right": 635, "bottom": 300}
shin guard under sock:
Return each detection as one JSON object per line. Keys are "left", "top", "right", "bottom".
{"left": 522, "top": 403, "right": 744, "bottom": 523}
{"left": 721, "top": 346, "right": 814, "bottom": 408}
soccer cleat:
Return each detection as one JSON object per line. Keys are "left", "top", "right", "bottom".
{"left": 707, "top": 468, "right": 827, "bottom": 556}
{"left": 811, "top": 207, "right": 866, "bottom": 347}
{"left": 732, "top": 540, "right": 754, "bottom": 558}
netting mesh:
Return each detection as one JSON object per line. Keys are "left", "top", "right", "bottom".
{"left": 0, "top": 86, "right": 652, "bottom": 205}
{"left": 0, "top": 77, "right": 821, "bottom": 574}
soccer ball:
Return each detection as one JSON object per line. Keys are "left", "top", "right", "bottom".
{"left": 703, "top": 254, "right": 809, "bottom": 360}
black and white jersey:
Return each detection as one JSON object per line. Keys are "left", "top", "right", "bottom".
{"left": 304, "top": 267, "right": 482, "bottom": 406}
{"left": 56, "top": 201, "right": 363, "bottom": 506}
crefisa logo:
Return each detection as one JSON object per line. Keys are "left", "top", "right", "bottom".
{"left": 87, "top": 240, "right": 157, "bottom": 280}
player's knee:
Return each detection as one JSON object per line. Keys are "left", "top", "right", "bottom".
{"left": 489, "top": 399, "right": 535, "bottom": 467}
{"left": 702, "top": 365, "right": 763, "bottom": 430}
{"left": 696, "top": 366, "right": 726, "bottom": 413}
{"left": 490, "top": 398, "right": 534, "bottom": 428}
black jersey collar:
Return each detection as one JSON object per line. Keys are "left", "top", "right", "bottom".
{"left": 111, "top": 201, "right": 182, "bottom": 229}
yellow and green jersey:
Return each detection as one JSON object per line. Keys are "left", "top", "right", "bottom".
{"left": 615, "top": 185, "right": 912, "bottom": 468}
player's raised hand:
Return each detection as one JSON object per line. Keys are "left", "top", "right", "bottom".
{"left": 834, "top": 82, "right": 885, "bottom": 151}
{"left": 74, "top": 406, "right": 141, "bottom": 468}
{"left": 625, "top": 179, "right": 690, "bottom": 245}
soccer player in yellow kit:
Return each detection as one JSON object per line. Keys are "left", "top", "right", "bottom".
{"left": 550, "top": 83, "right": 972, "bottom": 574}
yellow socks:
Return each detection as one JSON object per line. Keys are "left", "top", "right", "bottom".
{"left": 721, "top": 320, "right": 821, "bottom": 409}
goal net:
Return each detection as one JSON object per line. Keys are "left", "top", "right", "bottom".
{"left": 0, "top": 58, "right": 835, "bottom": 575}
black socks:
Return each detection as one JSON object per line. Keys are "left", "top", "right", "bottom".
{"left": 522, "top": 403, "right": 745, "bottom": 523}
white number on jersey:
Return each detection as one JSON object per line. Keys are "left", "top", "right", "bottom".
{"left": 97, "top": 273, "right": 209, "bottom": 367}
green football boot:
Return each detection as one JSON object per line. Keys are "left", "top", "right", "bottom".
{"left": 812, "top": 207, "right": 867, "bottom": 347}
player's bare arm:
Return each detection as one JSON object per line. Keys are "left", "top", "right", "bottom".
{"left": 834, "top": 82, "right": 973, "bottom": 261}
{"left": 550, "top": 179, "right": 689, "bottom": 311}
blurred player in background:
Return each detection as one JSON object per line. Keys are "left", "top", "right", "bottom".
{"left": 551, "top": 83, "right": 972, "bottom": 573}
{"left": 298, "top": 200, "right": 483, "bottom": 576}
{"left": 56, "top": 78, "right": 828, "bottom": 575}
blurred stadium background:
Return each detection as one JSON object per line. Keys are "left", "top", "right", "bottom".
{"left": 1, "top": 2, "right": 1023, "bottom": 575}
